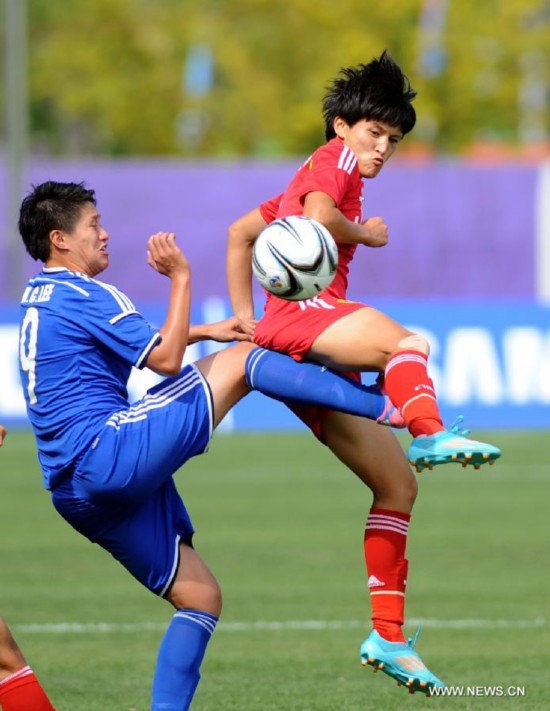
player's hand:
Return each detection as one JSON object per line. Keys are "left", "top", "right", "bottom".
{"left": 0, "top": 424, "right": 7, "bottom": 447}
{"left": 360, "top": 217, "right": 388, "bottom": 248}
{"left": 147, "top": 232, "right": 190, "bottom": 278}
{"left": 207, "top": 316, "right": 253, "bottom": 343}
{"left": 235, "top": 315, "right": 258, "bottom": 337}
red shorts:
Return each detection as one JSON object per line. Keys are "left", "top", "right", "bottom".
{"left": 254, "top": 295, "right": 366, "bottom": 361}
{"left": 254, "top": 295, "right": 365, "bottom": 441}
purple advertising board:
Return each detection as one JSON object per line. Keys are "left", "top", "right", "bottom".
{"left": 0, "top": 157, "right": 537, "bottom": 305}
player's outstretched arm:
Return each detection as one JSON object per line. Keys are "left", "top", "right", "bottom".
{"left": 189, "top": 316, "right": 252, "bottom": 344}
{"left": 145, "top": 232, "right": 192, "bottom": 375}
{"left": 226, "top": 207, "right": 267, "bottom": 337}
{"left": 0, "top": 425, "right": 6, "bottom": 447}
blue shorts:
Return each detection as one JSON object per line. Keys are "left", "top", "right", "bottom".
{"left": 51, "top": 364, "right": 213, "bottom": 597}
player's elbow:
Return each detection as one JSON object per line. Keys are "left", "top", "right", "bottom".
{"left": 146, "top": 351, "right": 183, "bottom": 376}
{"left": 228, "top": 221, "right": 251, "bottom": 248}
{"left": 228, "top": 212, "right": 265, "bottom": 248}
{"left": 161, "top": 362, "right": 183, "bottom": 376}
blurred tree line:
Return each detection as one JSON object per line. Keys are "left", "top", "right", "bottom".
{"left": 1, "top": 0, "right": 549, "bottom": 157}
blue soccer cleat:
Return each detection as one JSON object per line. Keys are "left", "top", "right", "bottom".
{"left": 407, "top": 417, "right": 502, "bottom": 473}
{"left": 360, "top": 628, "right": 445, "bottom": 696}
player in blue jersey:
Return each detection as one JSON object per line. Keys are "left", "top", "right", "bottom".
{"left": 17, "top": 181, "right": 400, "bottom": 710}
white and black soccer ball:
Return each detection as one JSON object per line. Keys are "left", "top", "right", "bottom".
{"left": 252, "top": 216, "right": 338, "bottom": 301}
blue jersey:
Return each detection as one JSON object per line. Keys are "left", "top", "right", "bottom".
{"left": 19, "top": 267, "right": 160, "bottom": 490}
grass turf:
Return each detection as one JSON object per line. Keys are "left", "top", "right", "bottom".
{"left": 0, "top": 429, "right": 547, "bottom": 710}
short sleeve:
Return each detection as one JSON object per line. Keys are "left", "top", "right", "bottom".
{"left": 259, "top": 194, "right": 284, "bottom": 224}
{"left": 70, "top": 279, "right": 160, "bottom": 368}
{"left": 297, "top": 144, "right": 356, "bottom": 207}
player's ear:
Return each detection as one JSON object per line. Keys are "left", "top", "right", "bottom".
{"left": 50, "top": 230, "right": 70, "bottom": 252}
{"left": 333, "top": 117, "right": 347, "bottom": 138}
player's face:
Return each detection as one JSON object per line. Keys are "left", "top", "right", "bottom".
{"left": 334, "top": 118, "right": 403, "bottom": 179}
{"left": 53, "top": 203, "right": 109, "bottom": 277}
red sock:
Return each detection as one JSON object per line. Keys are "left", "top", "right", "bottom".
{"left": 364, "top": 508, "right": 411, "bottom": 643}
{"left": 0, "top": 666, "right": 56, "bottom": 711}
{"left": 384, "top": 350, "right": 444, "bottom": 437}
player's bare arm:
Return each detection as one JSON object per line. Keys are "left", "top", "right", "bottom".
{"left": 145, "top": 231, "right": 192, "bottom": 375}
{"left": 303, "top": 191, "right": 388, "bottom": 248}
{"left": 189, "top": 316, "right": 252, "bottom": 344}
{"left": 0, "top": 424, "right": 7, "bottom": 447}
{"left": 226, "top": 207, "right": 267, "bottom": 336}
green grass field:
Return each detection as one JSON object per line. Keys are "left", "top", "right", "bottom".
{"left": 1, "top": 429, "right": 548, "bottom": 710}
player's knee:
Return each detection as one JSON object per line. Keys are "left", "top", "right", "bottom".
{"left": 203, "top": 582, "right": 223, "bottom": 617}
{"left": 196, "top": 585, "right": 223, "bottom": 617}
{"left": 169, "top": 579, "right": 223, "bottom": 617}
{"left": 397, "top": 332, "right": 430, "bottom": 356}
{"left": 372, "top": 470, "right": 418, "bottom": 512}
{"left": 404, "top": 474, "right": 418, "bottom": 509}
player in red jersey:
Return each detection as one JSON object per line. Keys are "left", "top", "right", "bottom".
{"left": 0, "top": 617, "right": 56, "bottom": 711}
{"left": 230, "top": 55, "right": 500, "bottom": 473}
{"left": 0, "top": 428, "right": 56, "bottom": 710}
{"left": 229, "top": 54, "right": 500, "bottom": 472}
{"left": 227, "top": 51, "right": 500, "bottom": 694}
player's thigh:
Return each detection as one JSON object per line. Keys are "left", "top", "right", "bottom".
{"left": 73, "top": 366, "right": 214, "bottom": 505}
{"left": 53, "top": 477, "right": 196, "bottom": 598}
{"left": 194, "top": 342, "right": 254, "bottom": 428}
{"left": 167, "top": 543, "right": 222, "bottom": 615}
{"left": 321, "top": 412, "right": 417, "bottom": 513}
{"left": 307, "top": 307, "right": 412, "bottom": 370}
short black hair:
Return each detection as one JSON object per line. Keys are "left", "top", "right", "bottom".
{"left": 322, "top": 50, "right": 417, "bottom": 141}
{"left": 19, "top": 181, "right": 96, "bottom": 262}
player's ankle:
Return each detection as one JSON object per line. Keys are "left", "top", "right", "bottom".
{"left": 373, "top": 621, "right": 406, "bottom": 643}
{"left": 409, "top": 419, "right": 444, "bottom": 438}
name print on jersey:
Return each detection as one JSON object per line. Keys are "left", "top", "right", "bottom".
{"left": 21, "top": 283, "right": 55, "bottom": 304}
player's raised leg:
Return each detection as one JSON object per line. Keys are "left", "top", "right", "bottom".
{"left": 319, "top": 413, "right": 445, "bottom": 693}
{"left": 197, "top": 342, "right": 403, "bottom": 430}
{"left": 194, "top": 342, "right": 254, "bottom": 428}
{"left": 245, "top": 346, "right": 404, "bottom": 426}
{"left": 309, "top": 307, "right": 501, "bottom": 471}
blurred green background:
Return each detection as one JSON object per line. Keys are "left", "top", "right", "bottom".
{"left": 2, "top": 0, "right": 550, "bottom": 158}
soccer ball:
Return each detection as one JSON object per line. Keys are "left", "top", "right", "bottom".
{"left": 252, "top": 216, "right": 338, "bottom": 301}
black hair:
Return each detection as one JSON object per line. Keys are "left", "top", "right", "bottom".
{"left": 19, "top": 181, "right": 96, "bottom": 262}
{"left": 322, "top": 50, "right": 417, "bottom": 141}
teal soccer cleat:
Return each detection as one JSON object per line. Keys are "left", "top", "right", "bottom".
{"left": 360, "top": 628, "right": 445, "bottom": 696}
{"left": 407, "top": 417, "right": 502, "bottom": 473}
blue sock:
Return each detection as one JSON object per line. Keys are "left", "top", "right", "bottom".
{"left": 245, "top": 347, "right": 385, "bottom": 420}
{"left": 151, "top": 608, "right": 218, "bottom": 711}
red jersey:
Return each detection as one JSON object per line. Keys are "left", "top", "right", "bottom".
{"left": 254, "top": 138, "right": 367, "bottom": 433}
{"left": 259, "top": 137, "right": 363, "bottom": 304}
{"left": 254, "top": 137, "right": 367, "bottom": 364}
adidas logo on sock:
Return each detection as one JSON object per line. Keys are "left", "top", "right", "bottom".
{"left": 368, "top": 575, "right": 385, "bottom": 588}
